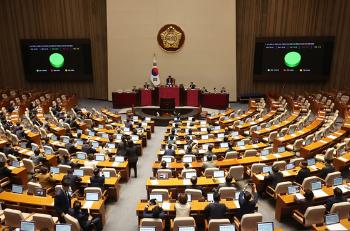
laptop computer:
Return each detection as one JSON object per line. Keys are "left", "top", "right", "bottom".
{"left": 98, "top": 124, "right": 104, "bottom": 129}
{"left": 73, "top": 169, "right": 84, "bottom": 177}
{"left": 217, "top": 133, "right": 225, "bottom": 138}
{"left": 215, "top": 126, "right": 221, "bottom": 131}
{"left": 20, "top": 221, "right": 35, "bottom": 231}
{"left": 207, "top": 192, "right": 214, "bottom": 202}
{"left": 179, "top": 227, "right": 195, "bottom": 231}
{"left": 116, "top": 134, "right": 122, "bottom": 140}
{"left": 92, "top": 141, "right": 99, "bottom": 148}
{"left": 201, "top": 135, "right": 209, "bottom": 140}
{"left": 124, "top": 127, "right": 130, "bottom": 132}
{"left": 311, "top": 181, "right": 322, "bottom": 191}
{"left": 12, "top": 184, "right": 23, "bottom": 194}
{"left": 95, "top": 154, "right": 105, "bottom": 161}
{"left": 260, "top": 149, "right": 269, "bottom": 156}
{"left": 149, "top": 194, "right": 163, "bottom": 203}
{"left": 220, "top": 143, "right": 229, "bottom": 148}
{"left": 12, "top": 160, "right": 20, "bottom": 168}
{"left": 132, "top": 135, "right": 139, "bottom": 141}
{"left": 44, "top": 147, "right": 52, "bottom": 155}
{"left": 50, "top": 166, "right": 59, "bottom": 174}
{"left": 257, "top": 222, "right": 274, "bottom": 231}
{"left": 133, "top": 116, "right": 138, "bottom": 121}
{"left": 333, "top": 177, "right": 343, "bottom": 187}
{"left": 102, "top": 171, "right": 110, "bottom": 178}
{"left": 102, "top": 133, "right": 109, "bottom": 139}
{"left": 202, "top": 144, "right": 209, "bottom": 150}
{"left": 219, "top": 224, "right": 235, "bottom": 231}
{"left": 185, "top": 172, "right": 197, "bottom": 179}
{"left": 56, "top": 224, "right": 72, "bottom": 231}
{"left": 231, "top": 131, "right": 239, "bottom": 136}
{"left": 107, "top": 143, "right": 115, "bottom": 149}
{"left": 288, "top": 186, "right": 299, "bottom": 195}
{"left": 88, "top": 131, "right": 95, "bottom": 137}
{"left": 325, "top": 213, "right": 340, "bottom": 225}
{"left": 162, "top": 156, "right": 172, "bottom": 163}
{"left": 114, "top": 156, "right": 124, "bottom": 162}
{"left": 63, "top": 137, "right": 69, "bottom": 143}
{"left": 51, "top": 135, "right": 57, "bottom": 141}
{"left": 77, "top": 129, "right": 83, "bottom": 135}
{"left": 237, "top": 141, "right": 244, "bottom": 146}
{"left": 286, "top": 163, "right": 295, "bottom": 170}
{"left": 278, "top": 146, "right": 286, "bottom": 153}
{"left": 20, "top": 142, "right": 27, "bottom": 149}
{"left": 139, "top": 227, "right": 155, "bottom": 231}
{"left": 262, "top": 166, "right": 272, "bottom": 174}
{"left": 34, "top": 188, "right": 46, "bottom": 197}
{"left": 213, "top": 170, "right": 225, "bottom": 178}
{"left": 76, "top": 139, "right": 83, "bottom": 146}
{"left": 183, "top": 156, "right": 193, "bottom": 163}
{"left": 77, "top": 153, "right": 86, "bottom": 160}
{"left": 307, "top": 158, "right": 316, "bottom": 166}
{"left": 85, "top": 192, "right": 99, "bottom": 201}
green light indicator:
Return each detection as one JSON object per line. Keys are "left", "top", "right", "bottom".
{"left": 284, "top": 51, "right": 301, "bottom": 68}
{"left": 49, "top": 53, "right": 64, "bottom": 68}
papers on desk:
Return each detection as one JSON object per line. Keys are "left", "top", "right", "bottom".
{"left": 82, "top": 201, "right": 94, "bottom": 209}
{"left": 233, "top": 200, "right": 240, "bottom": 208}
{"left": 112, "top": 162, "right": 120, "bottom": 167}
{"left": 249, "top": 122, "right": 255, "bottom": 125}
{"left": 161, "top": 202, "right": 171, "bottom": 210}
{"left": 319, "top": 140, "right": 328, "bottom": 144}
{"left": 313, "top": 189, "right": 328, "bottom": 198}
{"left": 295, "top": 193, "right": 305, "bottom": 201}
{"left": 216, "top": 178, "right": 225, "bottom": 184}
{"left": 281, "top": 171, "right": 292, "bottom": 177}
{"left": 335, "top": 185, "right": 350, "bottom": 193}
{"left": 7, "top": 166, "right": 15, "bottom": 170}
{"left": 150, "top": 180, "right": 159, "bottom": 185}
{"left": 309, "top": 165, "right": 318, "bottom": 171}
{"left": 183, "top": 179, "right": 191, "bottom": 185}
{"left": 252, "top": 144, "right": 259, "bottom": 148}
{"left": 178, "top": 150, "right": 185, "bottom": 154}
{"left": 260, "top": 156, "right": 268, "bottom": 161}
{"left": 338, "top": 157, "right": 348, "bottom": 162}
{"left": 327, "top": 135, "right": 337, "bottom": 139}
{"left": 326, "top": 223, "right": 348, "bottom": 231}
{"left": 256, "top": 175, "right": 264, "bottom": 181}
{"left": 273, "top": 154, "right": 281, "bottom": 158}
{"left": 291, "top": 134, "right": 296, "bottom": 137}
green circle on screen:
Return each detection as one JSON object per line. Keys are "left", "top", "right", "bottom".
{"left": 284, "top": 51, "right": 301, "bottom": 68}
{"left": 49, "top": 53, "right": 64, "bottom": 68}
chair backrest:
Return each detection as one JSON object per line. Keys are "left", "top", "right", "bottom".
{"left": 324, "top": 171, "right": 341, "bottom": 187}
{"left": 84, "top": 187, "right": 102, "bottom": 199}
{"left": 22, "top": 158, "right": 35, "bottom": 173}
{"left": 64, "top": 214, "right": 82, "bottom": 231}
{"left": 290, "top": 158, "right": 304, "bottom": 166}
{"left": 102, "top": 168, "right": 117, "bottom": 177}
{"left": 228, "top": 165, "right": 244, "bottom": 180}
{"left": 183, "top": 154, "right": 196, "bottom": 162}
{"left": 157, "top": 169, "right": 172, "bottom": 179}
{"left": 302, "top": 176, "right": 322, "bottom": 191}
{"left": 244, "top": 149, "right": 257, "bottom": 157}
{"left": 28, "top": 182, "right": 42, "bottom": 194}
{"left": 218, "top": 187, "right": 236, "bottom": 199}
{"left": 330, "top": 202, "right": 350, "bottom": 219}
{"left": 268, "top": 131, "right": 278, "bottom": 141}
{"left": 151, "top": 189, "right": 169, "bottom": 201}
{"left": 58, "top": 148, "right": 70, "bottom": 159}
{"left": 0, "top": 152, "right": 7, "bottom": 161}
{"left": 140, "top": 218, "right": 163, "bottom": 231}
{"left": 240, "top": 213, "right": 263, "bottom": 231}
{"left": 4, "top": 208, "right": 24, "bottom": 228}
{"left": 80, "top": 166, "right": 94, "bottom": 176}
{"left": 181, "top": 169, "right": 196, "bottom": 177}
{"left": 251, "top": 163, "right": 267, "bottom": 175}
{"left": 58, "top": 164, "right": 72, "bottom": 174}
{"left": 173, "top": 217, "right": 195, "bottom": 231}
{"left": 185, "top": 189, "right": 202, "bottom": 200}
{"left": 32, "top": 213, "right": 56, "bottom": 231}
{"left": 304, "top": 205, "right": 326, "bottom": 227}
{"left": 43, "top": 145, "right": 54, "bottom": 154}
{"left": 272, "top": 161, "right": 286, "bottom": 171}
{"left": 274, "top": 181, "right": 292, "bottom": 198}
{"left": 324, "top": 148, "right": 335, "bottom": 160}
{"left": 204, "top": 167, "right": 220, "bottom": 177}
{"left": 208, "top": 219, "right": 231, "bottom": 231}
{"left": 225, "top": 151, "right": 238, "bottom": 159}
{"left": 293, "top": 139, "right": 304, "bottom": 150}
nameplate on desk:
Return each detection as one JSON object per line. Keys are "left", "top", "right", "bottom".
{"left": 291, "top": 134, "right": 296, "bottom": 137}
{"left": 309, "top": 165, "right": 317, "bottom": 171}
{"left": 150, "top": 180, "right": 159, "bottom": 185}
{"left": 335, "top": 185, "right": 350, "bottom": 193}
{"left": 327, "top": 135, "right": 337, "bottom": 139}
{"left": 249, "top": 122, "right": 255, "bottom": 125}
{"left": 252, "top": 144, "right": 259, "bottom": 148}
{"left": 295, "top": 193, "right": 305, "bottom": 201}
{"left": 216, "top": 178, "right": 225, "bottom": 184}
{"left": 338, "top": 157, "right": 348, "bottom": 162}
{"left": 161, "top": 202, "right": 171, "bottom": 210}
{"left": 326, "top": 224, "right": 348, "bottom": 231}
{"left": 183, "top": 179, "right": 191, "bottom": 185}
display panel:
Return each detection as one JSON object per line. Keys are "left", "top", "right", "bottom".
{"left": 253, "top": 37, "right": 334, "bottom": 81}
{"left": 21, "top": 39, "right": 93, "bottom": 81}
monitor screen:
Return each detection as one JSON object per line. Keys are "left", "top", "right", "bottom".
{"left": 115, "top": 156, "right": 124, "bottom": 162}
{"left": 50, "top": 167, "right": 59, "bottom": 174}
{"left": 217, "top": 133, "right": 225, "bottom": 138}
{"left": 237, "top": 141, "right": 244, "bottom": 146}
{"left": 124, "top": 127, "right": 130, "bottom": 132}
{"left": 95, "top": 154, "right": 104, "bottom": 161}
{"left": 116, "top": 134, "right": 122, "bottom": 140}
{"left": 98, "top": 125, "right": 104, "bottom": 129}
{"left": 85, "top": 192, "right": 99, "bottom": 201}
{"left": 278, "top": 146, "right": 285, "bottom": 153}
{"left": 202, "top": 144, "right": 209, "bottom": 150}
{"left": 262, "top": 166, "right": 273, "bottom": 174}
{"left": 333, "top": 177, "right": 343, "bottom": 186}
{"left": 139, "top": 227, "right": 155, "bottom": 231}
{"left": 77, "top": 129, "right": 83, "bottom": 135}
{"left": 219, "top": 225, "right": 235, "bottom": 231}
{"left": 76, "top": 139, "right": 83, "bottom": 146}
{"left": 201, "top": 135, "right": 209, "bottom": 140}
{"left": 63, "top": 137, "right": 69, "bottom": 143}
{"left": 92, "top": 141, "right": 99, "bottom": 148}
{"left": 77, "top": 153, "right": 86, "bottom": 160}
{"left": 102, "top": 133, "right": 109, "bottom": 139}
{"left": 253, "top": 37, "right": 334, "bottom": 82}
{"left": 286, "top": 163, "right": 295, "bottom": 170}
{"left": 107, "top": 143, "right": 115, "bottom": 149}
{"left": 257, "top": 222, "right": 274, "bottom": 231}
{"left": 102, "top": 171, "right": 111, "bottom": 178}
{"left": 311, "top": 181, "right": 322, "bottom": 191}
{"left": 21, "top": 39, "right": 93, "bottom": 82}
{"left": 179, "top": 227, "right": 195, "bottom": 231}
{"left": 149, "top": 194, "right": 163, "bottom": 202}
{"left": 220, "top": 143, "right": 229, "bottom": 148}
{"left": 31, "top": 145, "right": 38, "bottom": 151}
{"left": 261, "top": 149, "right": 269, "bottom": 156}
{"left": 20, "top": 142, "right": 27, "bottom": 149}
{"left": 12, "top": 184, "right": 23, "bottom": 194}
{"left": 307, "top": 158, "right": 316, "bottom": 166}
{"left": 162, "top": 157, "right": 172, "bottom": 163}
{"left": 288, "top": 186, "right": 299, "bottom": 195}
{"left": 231, "top": 132, "right": 238, "bottom": 136}
{"left": 201, "top": 128, "right": 208, "bottom": 132}
{"left": 56, "top": 224, "right": 72, "bottom": 231}
{"left": 325, "top": 214, "right": 339, "bottom": 225}
{"left": 12, "top": 160, "right": 20, "bottom": 168}
{"left": 185, "top": 172, "right": 197, "bottom": 179}
{"left": 51, "top": 135, "right": 57, "bottom": 141}
{"left": 34, "top": 188, "right": 46, "bottom": 197}
{"left": 44, "top": 147, "right": 52, "bottom": 155}
{"left": 20, "top": 221, "right": 35, "bottom": 231}
{"left": 132, "top": 135, "right": 139, "bottom": 141}
{"left": 207, "top": 193, "right": 214, "bottom": 202}
{"left": 213, "top": 170, "right": 225, "bottom": 178}
{"left": 73, "top": 169, "right": 84, "bottom": 177}
{"left": 183, "top": 156, "right": 193, "bottom": 163}
{"left": 89, "top": 131, "right": 95, "bottom": 137}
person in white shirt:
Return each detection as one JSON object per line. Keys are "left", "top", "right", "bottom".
{"left": 175, "top": 193, "right": 191, "bottom": 217}
{"left": 84, "top": 154, "right": 97, "bottom": 169}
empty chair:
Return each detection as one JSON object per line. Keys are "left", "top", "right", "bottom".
{"left": 150, "top": 189, "right": 169, "bottom": 201}
{"left": 234, "top": 213, "right": 263, "bottom": 231}
{"left": 162, "top": 155, "right": 175, "bottom": 163}
{"left": 204, "top": 167, "right": 220, "bottom": 177}
{"left": 0, "top": 152, "right": 7, "bottom": 161}
{"left": 218, "top": 187, "right": 236, "bottom": 199}
{"left": 183, "top": 154, "right": 196, "bottom": 162}
{"left": 207, "top": 219, "right": 231, "bottom": 231}
{"left": 315, "top": 148, "right": 335, "bottom": 162}
{"left": 330, "top": 202, "right": 350, "bottom": 219}
{"left": 32, "top": 213, "right": 59, "bottom": 231}
{"left": 81, "top": 166, "right": 94, "bottom": 176}
{"left": 225, "top": 151, "right": 239, "bottom": 159}
{"left": 301, "top": 176, "right": 322, "bottom": 191}
{"left": 43, "top": 145, "right": 54, "bottom": 154}
{"left": 228, "top": 165, "right": 244, "bottom": 181}
{"left": 102, "top": 168, "right": 117, "bottom": 177}
{"left": 292, "top": 205, "right": 326, "bottom": 227}
{"left": 185, "top": 189, "right": 203, "bottom": 200}
{"left": 4, "top": 208, "right": 33, "bottom": 228}
{"left": 324, "top": 171, "right": 341, "bottom": 187}
{"left": 290, "top": 157, "right": 304, "bottom": 166}
{"left": 272, "top": 161, "right": 286, "bottom": 171}
{"left": 173, "top": 217, "right": 196, "bottom": 231}
{"left": 8, "top": 154, "right": 18, "bottom": 163}
{"left": 84, "top": 187, "right": 103, "bottom": 200}
{"left": 58, "top": 148, "right": 70, "bottom": 160}
{"left": 181, "top": 168, "right": 197, "bottom": 178}
{"left": 262, "top": 131, "right": 278, "bottom": 143}
{"left": 266, "top": 181, "right": 292, "bottom": 199}
{"left": 303, "top": 135, "right": 314, "bottom": 146}
{"left": 22, "top": 158, "right": 36, "bottom": 174}
{"left": 279, "top": 127, "right": 288, "bottom": 137}
{"left": 243, "top": 149, "right": 257, "bottom": 158}
{"left": 248, "top": 163, "right": 267, "bottom": 176}
{"left": 286, "top": 139, "right": 304, "bottom": 152}
{"left": 58, "top": 164, "right": 72, "bottom": 174}
{"left": 27, "top": 182, "right": 42, "bottom": 194}
{"left": 157, "top": 169, "right": 172, "bottom": 179}
{"left": 140, "top": 218, "right": 163, "bottom": 231}
{"left": 244, "top": 125, "right": 257, "bottom": 136}
{"left": 64, "top": 214, "right": 82, "bottom": 231}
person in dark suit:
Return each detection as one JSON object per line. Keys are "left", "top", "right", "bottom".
{"left": 325, "top": 187, "right": 345, "bottom": 211}
{"left": 217, "top": 175, "right": 235, "bottom": 189}
{"left": 1, "top": 143, "right": 14, "bottom": 155}
{"left": 166, "top": 75, "right": 174, "bottom": 86}
{"left": 295, "top": 161, "right": 311, "bottom": 184}
{"left": 320, "top": 158, "right": 335, "bottom": 179}
{"left": 264, "top": 165, "right": 283, "bottom": 189}
{"left": 66, "top": 139, "right": 78, "bottom": 154}
{"left": 0, "top": 161, "right": 11, "bottom": 179}
{"left": 90, "top": 168, "right": 105, "bottom": 191}
{"left": 202, "top": 155, "right": 216, "bottom": 170}
{"left": 81, "top": 141, "right": 96, "bottom": 155}
{"left": 164, "top": 144, "right": 175, "bottom": 156}
{"left": 204, "top": 192, "right": 228, "bottom": 220}
{"left": 238, "top": 183, "right": 258, "bottom": 218}
{"left": 62, "top": 168, "right": 82, "bottom": 192}
{"left": 54, "top": 178, "right": 72, "bottom": 223}
{"left": 189, "top": 82, "right": 196, "bottom": 89}
{"left": 143, "top": 204, "right": 166, "bottom": 219}
{"left": 68, "top": 200, "right": 102, "bottom": 231}
{"left": 125, "top": 140, "right": 138, "bottom": 178}
{"left": 186, "top": 176, "right": 204, "bottom": 193}
{"left": 296, "top": 189, "right": 314, "bottom": 214}
{"left": 205, "top": 145, "right": 215, "bottom": 156}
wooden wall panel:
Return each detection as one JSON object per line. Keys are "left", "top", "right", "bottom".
{"left": 236, "top": 0, "right": 350, "bottom": 96}
{"left": 0, "top": 0, "right": 108, "bottom": 99}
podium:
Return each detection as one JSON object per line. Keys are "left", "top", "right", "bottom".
{"left": 186, "top": 89, "right": 200, "bottom": 106}
{"left": 140, "top": 89, "right": 152, "bottom": 106}
{"left": 158, "top": 86, "right": 180, "bottom": 106}
{"left": 112, "top": 91, "right": 137, "bottom": 108}
{"left": 201, "top": 93, "right": 229, "bottom": 109}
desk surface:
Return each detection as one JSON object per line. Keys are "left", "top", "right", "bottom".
{"left": 312, "top": 219, "right": 350, "bottom": 230}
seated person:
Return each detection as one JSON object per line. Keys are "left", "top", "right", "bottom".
{"left": 30, "top": 149, "right": 46, "bottom": 166}
{"left": 320, "top": 158, "right": 335, "bottom": 179}
{"left": 202, "top": 155, "right": 216, "bottom": 170}
{"left": 295, "top": 189, "right": 314, "bottom": 214}
{"left": 205, "top": 145, "right": 215, "bottom": 156}
{"left": 204, "top": 191, "right": 228, "bottom": 220}
{"left": 90, "top": 168, "right": 105, "bottom": 191}
{"left": 60, "top": 154, "right": 73, "bottom": 167}
{"left": 143, "top": 203, "right": 166, "bottom": 219}
{"left": 84, "top": 154, "right": 97, "bottom": 169}
{"left": 186, "top": 176, "right": 204, "bottom": 192}
{"left": 189, "top": 82, "right": 196, "bottom": 89}
{"left": 180, "top": 163, "right": 191, "bottom": 177}
{"left": 201, "top": 87, "right": 208, "bottom": 93}
{"left": 168, "top": 135, "right": 176, "bottom": 145}
{"left": 325, "top": 187, "right": 345, "bottom": 211}
{"left": 69, "top": 200, "right": 102, "bottom": 231}
{"left": 1, "top": 143, "right": 14, "bottom": 155}
{"left": 175, "top": 193, "right": 191, "bottom": 217}
{"left": 82, "top": 141, "right": 96, "bottom": 155}
{"left": 263, "top": 165, "right": 283, "bottom": 189}
{"left": 160, "top": 160, "right": 168, "bottom": 169}
{"left": 238, "top": 183, "right": 258, "bottom": 217}
{"left": 295, "top": 161, "right": 311, "bottom": 184}
{"left": 62, "top": 168, "right": 82, "bottom": 192}
{"left": 35, "top": 166, "right": 54, "bottom": 189}
{"left": 164, "top": 144, "right": 175, "bottom": 156}
{"left": 0, "top": 161, "right": 11, "bottom": 179}
{"left": 66, "top": 138, "right": 78, "bottom": 154}
{"left": 218, "top": 175, "right": 234, "bottom": 189}
{"left": 220, "top": 87, "right": 227, "bottom": 93}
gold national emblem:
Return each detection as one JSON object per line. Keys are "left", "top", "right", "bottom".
{"left": 157, "top": 24, "right": 185, "bottom": 52}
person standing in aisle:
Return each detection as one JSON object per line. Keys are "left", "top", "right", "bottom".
{"left": 125, "top": 140, "right": 138, "bottom": 178}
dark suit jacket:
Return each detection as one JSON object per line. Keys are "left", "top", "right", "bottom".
{"left": 204, "top": 202, "right": 228, "bottom": 219}
{"left": 264, "top": 172, "right": 283, "bottom": 189}
{"left": 238, "top": 191, "right": 258, "bottom": 216}
{"left": 65, "top": 143, "right": 77, "bottom": 154}
{"left": 295, "top": 168, "right": 311, "bottom": 184}
{"left": 325, "top": 196, "right": 345, "bottom": 211}
{"left": 320, "top": 164, "right": 335, "bottom": 179}
{"left": 125, "top": 146, "right": 138, "bottom": 163}
{"left": 82, "top": 144, "right": 96, "bottom": 155}
{"left": 68, "top": 208, "right": 90, "bottom": 230}
{"left": 0, "top": 167, "right": 11, "bottom": 179}
{"left": 54, "top": 188, "right": 71, "bottom": 215}
{"left": 164, "top": 149, "right": 175, "bottom": 156}
{"left": 90, "top": 175, "right": 105, "bottom": 191}
{"left": 62, "top": 174, "right": 82, "bottom": 192}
